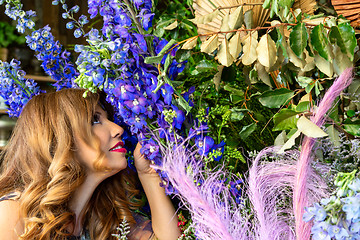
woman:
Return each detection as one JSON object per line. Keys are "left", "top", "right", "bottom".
{"left": 0, "top": 89, "right": 180, "bottom": 239}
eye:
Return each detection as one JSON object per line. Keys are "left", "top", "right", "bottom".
{"left": 91, "top": 113, "right": 101, "bottom": 125}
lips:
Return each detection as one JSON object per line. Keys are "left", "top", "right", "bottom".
{"left": 109, "top": 141, "right": 127, "bottom": 153}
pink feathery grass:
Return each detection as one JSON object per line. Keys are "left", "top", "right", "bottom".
{"left": 294, "top": 68, "right": 353, "bottom": 240}
{"left": 247, "top": 147, "right": 330, "bottom": 240}
{"left": 152, "top": 132, "right": 249, "bottom": 240}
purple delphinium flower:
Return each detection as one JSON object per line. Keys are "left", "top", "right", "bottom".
{"left": 0, "top": 60, "right": 43, "bottom": 117}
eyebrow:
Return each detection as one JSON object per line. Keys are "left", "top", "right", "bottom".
{"left": 95, "top": 109, "right": 108, "bottom": 119}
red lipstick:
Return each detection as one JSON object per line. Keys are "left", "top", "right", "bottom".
{"left": 109, "top": 141, "right": 127, "bottom": 153}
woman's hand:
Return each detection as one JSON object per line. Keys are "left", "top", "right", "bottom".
{"left": 134, "top": 142, "right": 181, "bottom": 240}
{"left": 133, "top": 142, "right": 156, "bottom": 175}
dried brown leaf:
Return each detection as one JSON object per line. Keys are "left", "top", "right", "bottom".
{"left": 200, "top": 34, "right": 219, "bottom": 53}
{"left": 182, "top": 37, "right": 199, "bottom": 50}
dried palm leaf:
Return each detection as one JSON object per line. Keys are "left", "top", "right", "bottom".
{"left": 293, "top": 0, "right": 317, "bottom": 15}
{"left": 193, "top": 0, "right": 269, "bottom": 41}
{"left": 331, "top": 0, "right": 360, "bottom": 27}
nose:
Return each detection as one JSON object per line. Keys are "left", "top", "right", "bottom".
{"left": 108, "top": 120, "right": 124, "bottom": 139}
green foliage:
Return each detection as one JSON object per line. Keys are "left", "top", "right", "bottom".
{"left": 289, "top": 22, "right": 308, "bottom": 58}
{"left": 0, "top": 21, "right": 25, "bottom": 48}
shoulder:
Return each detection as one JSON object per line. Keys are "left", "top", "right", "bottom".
{"left": 0, "top": 199, "right": 24, "bottom": 239}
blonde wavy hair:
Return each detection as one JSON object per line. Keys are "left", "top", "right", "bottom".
{"left": 0, "top": 89, "right": 142, "bottom": 239}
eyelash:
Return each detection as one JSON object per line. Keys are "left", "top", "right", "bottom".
{"left": 91, "top": 113, "right": 101, "bottom": 125}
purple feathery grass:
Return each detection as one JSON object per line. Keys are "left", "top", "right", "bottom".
{"left": 294, "top": 68, "right": 353, "bottom": 239}
{"left": 247, "top": 147, "right": 330, "bottom": 240}
{"left": 152, "top": 130, "right": 249, "bottom": 240}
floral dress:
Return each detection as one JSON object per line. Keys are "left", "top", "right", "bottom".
{"left": 0, "top": 193, "right": 155, "bottom": 240}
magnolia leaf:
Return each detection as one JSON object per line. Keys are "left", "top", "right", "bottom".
{"left": 255, "top": 61, "right": 272, "bottom": 87}
{"left": 241, "top": 31, "right": 258, "bottom": 66}
{"left": 289, "top": 22, "right": 308, "bottom": 58}
{"left": 182, "top": 36, "right": 198, "bottom": 49}
{"left": 200, "top": 34, "right": 219, "bottom": 54}
{"left": 333, "top": 45, "right": 353, "bottom": 76}
{"left": 277, "top": 129, "right": 301, "bottom": 153}
{"left": 273, "top": 109, "right": 300, "bottom": 131}
{"left": 296, "top": 101, "right": 311, "bottom": 112}
{"left": 275, "top": 26, "right": 288, "bottom": 59}
{"left": 263, "top": 0, "right": 271, "bottom": 9}
{"left": 326, "top": 125, "right": 341, "bottom": 147}
{"left": 300, "top": 93, "right": 311, "bottom": 102}
{"left": 228, "top": 31, "right": 242, "bottom": 59}
{"left": 220, "top": 11, "right": 231, "bottom": 32}
{"left": 239, "top": 123, "right": 257, "bottom": 140}
{"left": 329, "top": 23, "right": 356, "bottom": 61}
{"left": 274, "top": 130, "right": 287, "bottom": 146}
{"left": 217, "top": 38, "right": 234, "bottom": 67}
{"left": 190, "top": 9, "right": 220, "bottom": 24}
{"left": 296, "top": 76, "right": 313, "bottom": 88}
{"left": 302, "top": 49, "right": 315, "bottom": 72}
{"left": 164, "top": 20, "right": 178, "bottom": 30}
{"left": 244, "top": 9, "right": 254, "bottom": 29}
{"left": 310, "top": 24, "right": 332, "bottom": 62}
{"left": 213, "top": 65, "right": 224, "bottom": 91}
{"left": 314, "top": 53, "right": 333, "bottom": 77}
{"left": 297, "top": 116, "right": 328, "bottom": 138}
{"left": 256, "top": 34, "right": 277, "bottom": 68}
{"left": 287, "top": 40, "right": 305, "bottom": 69}
{"left": 258, "top": 88, "right": 294, "bottom": 108}
{"left": 343, "top": 120, "right": 360, "bottom": 136}
{"left": 228, "top": 6, "right": 244, "bottom": 30}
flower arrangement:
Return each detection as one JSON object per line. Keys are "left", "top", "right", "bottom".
{"left": 0, "top": 0, "right": 359, "bottom": 240}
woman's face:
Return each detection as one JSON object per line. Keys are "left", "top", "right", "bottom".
{"left": 75, "top": 105, "right": 128, "bottom": 178}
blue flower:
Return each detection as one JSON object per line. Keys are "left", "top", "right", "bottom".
{"left": 124, "top": 96, "right": 147, "bottom": 114}
{"left": 229, "top": 179, "right": 243, "bottom": 204}
{"left": 328, "top": 225, "right": 349, "bottom": 239}
{"left": 141, "top": 138, "right": 160, "bottom": 160}
{"left": 311, "top": 222, "right": 331, "bottom": 240}
{"left": 138, "top": 8, "right": 154, "bottom": 31}
{"left": 160, "top": 83, "right": 174, "bottom": 105}
{"left": 303, "top": 203, "right": 327, "bottom": 222}
{"left": 196, "top": 136, "right": 215, "bottom": 156}
{"left": 342, "top": 194, "right": 360, "bottom": 222}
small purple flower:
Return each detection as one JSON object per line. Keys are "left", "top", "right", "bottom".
{"left": 311, "top": 222, "right": 331, "bottom": 240}
{"left": 161, "top": 83, "right": 173, "bottom": 105}
{"left": 196, "top": 136, "right": 215, "bottom": 156}
{"left": 124, "top": 96, "right": 147, "bottom": 114}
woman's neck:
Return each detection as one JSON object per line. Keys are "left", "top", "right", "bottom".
{"left": 68, "top": 174, "right": 103, "bottom": 236}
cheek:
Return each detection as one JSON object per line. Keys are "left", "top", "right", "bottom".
{"left": 92, "top": 128, "right": 108, "bottom": 150}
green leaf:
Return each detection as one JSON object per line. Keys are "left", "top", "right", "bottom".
{"left": 230, "top": 110, "right": 245, "bottom": 121}
{"left": 310, "top": 24, "right": 331, "bottom": 61}
{"left": 273, "top": 108, "right": 300, "bottom": 131}
{"left": 144, "top": 55, "right": 164, "bottom": 64}
{"left": 258, "top": 88, "right": 294, "bottom": 108}
{"left": 346, "top": 110, "right": 356, "bottom": 118}
{"left": 296, "top": 101, "right": 310, "bottom": 112}
{"left": 195, "top": 60, "right": 218, "bottom": 72}
{"left": 144, "top": 39, "right": 177, "bottom": 64}
{"left": 230, "top": 94, "right": 244, "bottom": 104}
{"left": 239, "top": 123, "right": 257, "bottom": 140}
{"left": 262, "top": 0, "right": 271, "bottom": 9}
{"left": 326, "top": 125, "right": 340, "bottom": 147}
{"left": 289, "top": 22, "right": 308, "bottom": 58}
{"left": 343, "top": 120, "right": 360, "bottom": 136}
{"left": 224, "top": 85, "right": 244, "bottom": 97}
{"left": 276, "top": 27, "right": 288, "bottom": 59}
{"left": 329, "top": 23, "right": 356, "bottom": 61}
{"left": 296, "top": 76, "right": 313, "bottom": 88}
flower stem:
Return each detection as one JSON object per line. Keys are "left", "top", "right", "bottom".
{"left": 123, "top": 0, "right": 145, "bottom": 35}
